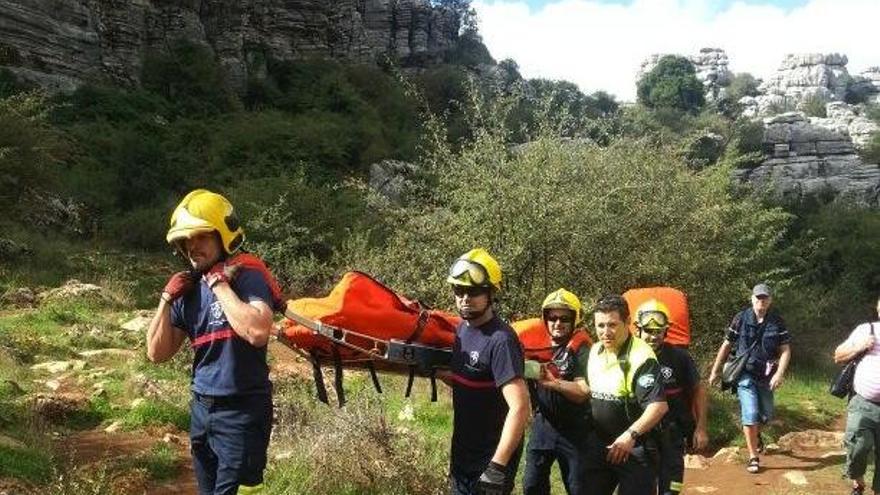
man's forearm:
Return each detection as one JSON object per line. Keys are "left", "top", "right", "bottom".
{"left": 631, "top": 400, "right": 668, "bottom": 435}
{"left": 692, "top": 383, "right": 708, "bottom": 430}
{"left": 146, "top": 300, "right": 181, "bottom": 362}
{"left": 710, "top": 341, "right": 732, "bottom": 375}
{"left": 491, "top": 401, "right": 529, "bottom": 465}
{"left": 775, "top": 344, "right": 791, "bottom": 376}
{"left": 545, "top": 378, "right": 589, "bottom": 404}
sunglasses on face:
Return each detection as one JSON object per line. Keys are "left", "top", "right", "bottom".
{"left": 448, "top": 259, "right": 490, "bottom": 286}
{"left": 452, "top": 285, "right": 489, "bottom": 298}
{"left": 545, "top": 315, "right": 574, "bottom": 324}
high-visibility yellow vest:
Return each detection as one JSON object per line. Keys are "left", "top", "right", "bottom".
{"left": 587, "top": 336, "right": 656, "bottom": 401}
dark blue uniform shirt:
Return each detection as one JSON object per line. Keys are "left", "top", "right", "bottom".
{"left": 171, "top": 269, "right": 272, "bottom": 396}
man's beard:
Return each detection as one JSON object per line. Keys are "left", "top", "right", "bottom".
{"left": 458, "top": 306, "right": 489, "bottom": 321}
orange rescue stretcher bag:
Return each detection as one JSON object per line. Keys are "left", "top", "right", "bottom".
{"left": 277, "top": 271, "right": 460, "bottom": 405}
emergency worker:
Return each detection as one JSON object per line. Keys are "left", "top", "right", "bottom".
{"left": 522, "top": 289, "right": 593, "bottom": 495}
{"left": 147, "top": 189, "right": 282, "bottom": 495}
{"left": 635, "top": 299, "right": 708, "bottom": 495}
{"left": 443, "top": 248, "right": 530, "bottom": 495}
{"left": 583, "top": 294, "right": 668, "bottom": 495}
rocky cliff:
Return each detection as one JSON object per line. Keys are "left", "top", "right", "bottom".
{"left": 0, "top": 0, "right": 462, "bottom": 92}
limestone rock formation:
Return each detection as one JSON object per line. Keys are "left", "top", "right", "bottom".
{"left": 0, "top": 0, "right": 463, "bottom": 92}
{"left": 732, "top": 112, "right": 880, "bottom": 206}
{"left": 761, "top": 53, "right": 850, "bottom": 102}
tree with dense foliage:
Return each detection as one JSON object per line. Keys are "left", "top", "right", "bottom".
{"left": 637, "top": 55, "right": 705, "bottom": 114}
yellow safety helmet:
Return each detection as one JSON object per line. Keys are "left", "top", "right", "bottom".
{"left": 166, "top": 189, "right": 244, "bottom": 254}
{"left": 447, "top": 248, "right": 502, "bottom": 290}
{"left": 541, "top": 288, "right": 582, "bottom": 325}
{"left": 635, "top": 299, "right": 670, "bottom": 331}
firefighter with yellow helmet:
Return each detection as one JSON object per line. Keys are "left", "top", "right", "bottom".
{"left": 147, "top": 189, "right": 279, "bottom": 495}
{"left": 635, "top": 299, "right": 708, "bottom": 495}
{"left": 442, "top": 248, "right": 529, "bottom": 495}
{"left": 522, "top": 289, "right": 593, "bottom": 495}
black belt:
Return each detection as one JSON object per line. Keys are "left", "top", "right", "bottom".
{"left": 193, "top": 392, "right": 245, "bottom": 408}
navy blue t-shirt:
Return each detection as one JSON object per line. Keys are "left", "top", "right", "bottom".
{"left": 171, "top": 269, "right": 273, "bottom": 396}
{"left": 449, "top": 315, "right": 525, "bottom": 475}
{"left": 528, "top": 343, "right": 592, "bottom": 449}
{"left": 657, "top": 344, "right": 700, "bottom": 429}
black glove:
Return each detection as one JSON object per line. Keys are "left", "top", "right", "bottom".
{"left": 477, "top": 461, "right": 507, "bottom": 495}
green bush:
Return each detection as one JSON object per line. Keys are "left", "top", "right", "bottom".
{"left": 636, "top": 55, "right": 705, "bottom": 114}
{"left": 141, "top": 40, "right": 238, "bottom": 117}
{"left": 800, "top": 93, "right": 827, "bottom": 118}
{"left": 860, "top": 132, "right": 880, "bottom": 164}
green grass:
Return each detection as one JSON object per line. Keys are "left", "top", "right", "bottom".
{"left": 122, "top": 400, "right": 190, "bottom": 431}
{"left": 125, "top": 442, "right": 180, "bottom": 482}
{"left": 0, "top": 444, "right": 54, "bottom": 482}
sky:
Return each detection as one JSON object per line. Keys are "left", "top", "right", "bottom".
{"left": 472, "top": 0, "right": 879, "bottom": 101}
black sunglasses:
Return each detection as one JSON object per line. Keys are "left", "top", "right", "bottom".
{"left": 545, "top": 315, "right": 574, "bottom": 324}
{"left": 453, "top": 286, "right": 489, "bottom": 297}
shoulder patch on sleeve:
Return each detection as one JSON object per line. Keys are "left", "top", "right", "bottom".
{"left": 637, "top": 373, "right": 656, "bottom": 388}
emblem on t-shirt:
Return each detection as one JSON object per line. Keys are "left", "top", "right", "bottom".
{"left": 209, "top": 300, "right": 224, "bottom": 325}
{"left": 637, "top": 373, "right": 656, "bottom": 388}
{"left": 661, "top": 366, "right": 673, "bottom": 380}
{"left": 469, "top": 351, "right": 480, "bottom": 366}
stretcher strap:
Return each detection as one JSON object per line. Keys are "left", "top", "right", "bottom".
{"left": 332, "top": 346, "right": 345, "bottom": 407}
{"left": 311, "top": 352, "right": 329, "bottom": 404}
{"left": 367, "top": 361, "right": 383, "bottom": 394}
{"left": 430, "top": 369, "right": 438, "bottom": 402}
{"left": 405, "top": 366, "right": 416, "bottom": 398}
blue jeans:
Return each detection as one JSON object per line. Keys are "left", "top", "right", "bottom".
{"left": 736, "top": 374, "right": 774, "bottom": 426}
{"left": 190, "top": 392, "right": 273, "bottom": 495}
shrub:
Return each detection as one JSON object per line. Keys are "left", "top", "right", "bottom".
{"left": 860, "top": 132, "right": 880, "bottom": 164}
{"left": 799, "top": 93, "right": 827, "bottom": 118}
{"left": 141, "top": 40, "right": 238, "bottom": 117}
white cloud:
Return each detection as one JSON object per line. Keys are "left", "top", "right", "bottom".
{"left": 473, "top": 0, "right": 879, "bottom": 101}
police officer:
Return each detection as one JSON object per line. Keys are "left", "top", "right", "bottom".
{"left": 443, "top": 248, "right": 530, "bottom": 495}
{"left": 635, "top": 299, "right": 708, "bottom": 495}
{"left": 584, "top": 294, "right": 668, "bottom": 495}
{"left": 521, "top": 289, "right": 592, "bottom": 495}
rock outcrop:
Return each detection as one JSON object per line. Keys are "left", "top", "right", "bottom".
{"left": 733, "top": 112, "right": 880, "bottom": 206}
{"left": 0, "top": 0, "right": 463, "bottom": 92}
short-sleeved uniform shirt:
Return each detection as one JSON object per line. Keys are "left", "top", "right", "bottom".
{"left": 171, "top": 269, "right": 273, "bottom": 396}
{"left": 449, "top": 315, "right": 525, "bottom": 475}
{"left": 528, "top": 343, "right": 592, "bottom": 448}
{"left": 587, "top": 336, "right": 664, "bottom": 443}
{"left": 656, "top": 344, "right": 700, "bottom": 430}
{"left": 726, "top": 308, "right": 790, "bottom": 382}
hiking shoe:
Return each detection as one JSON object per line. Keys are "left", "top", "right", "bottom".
{"left": 746, "top": 456, "right": 760, "bottom": 474}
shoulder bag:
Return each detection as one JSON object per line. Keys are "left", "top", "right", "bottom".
{"left": 830, "top": 323, "right": 875, "bottom": 399}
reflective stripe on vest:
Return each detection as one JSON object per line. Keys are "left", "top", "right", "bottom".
{"left": 587, "top": 336, "right": 656, "bottom": 399}
{"left": 238, "top": 484, "right": 264, "bottom": 494}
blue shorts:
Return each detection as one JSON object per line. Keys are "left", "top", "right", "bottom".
{"left": 736, "top": 375, "right": 774, "bottom": 426}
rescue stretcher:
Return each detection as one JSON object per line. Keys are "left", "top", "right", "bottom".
{"left": 275, "top": 271, "right": 690, "bottom": 405}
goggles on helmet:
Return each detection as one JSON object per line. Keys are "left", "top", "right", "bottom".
{"left": 637, "top": 310, "right": 669, "bottom": 330}
{"left": 448, "top": 259, "right": 490, "bottom": 287}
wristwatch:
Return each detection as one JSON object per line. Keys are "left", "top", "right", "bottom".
{"left": 627, "top": 428, "right": 641, "bottom": 441}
